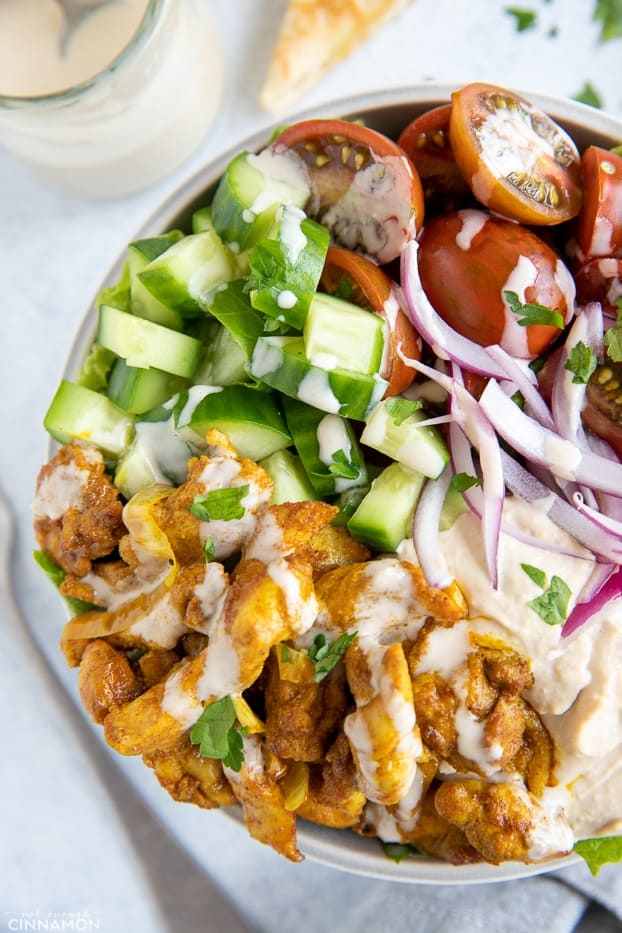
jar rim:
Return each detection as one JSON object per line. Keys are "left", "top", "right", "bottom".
{"left": 0, "top": 0, "right": 167, "bottom": 109}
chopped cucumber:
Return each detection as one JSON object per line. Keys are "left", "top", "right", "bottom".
{"left": 282, "top": 396, "right": 367, "bottom": 497}
{"left": 138, "top": 231, "right": 237, "bottom": 318}
{"left": 249, "top": 336, "right": 388, "bottom": 420}
{"left": 440, "top": 484, "right": 470, "bottom": 530}
{"left": 175, "top": 384, "right": 291, "bottom": 460}
{"left": 248, "top": 206, "right": 329, "bottom": 329}
{"left": 259, "top": 449, "right": 317, "bottom": 504}
{"left": 361, "top": 398, "right": 449, "bottom": 479}
{"left": 348, "top": 462, "right": 425, "bottom": 552}
{"left": 303, "top": 293, "right": 387, "bottom": 375}
{"left": 114, "top": 418, "right": 192, "bottom": 497}
{"left": 192, "top": 206, "right": 216, "bottom": 234}
{"left": 44, "top": 380, "right": 134, "bottom": 458}
{"left": 211, "top": 148, "right": 310, "bottom": 251}
{"left": 206, "top": 279, "right": 266, "bottom": 359}
{"left": 107, "top": 358, "right": 187, "bottom": 414}
{"left": 193, "top": 323, "right": 248, "bottom": 386}
{"left": 127, "top": 232, "right": 185, "bottom": 331}
{"left": 97, "top": 305, "right": 202, "bottom": 378}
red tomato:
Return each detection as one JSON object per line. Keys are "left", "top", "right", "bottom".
{"left": 272, "top": 119, "right": 424, "bottom": 263}
{"left": 575, "top": 257, "right": 622, "bottom": 317}
{"left": 397, "top": 104, "right": 472, "bottom": 213}
{"left": 320, "top": 246, "right": 420, "bottom": 396}
{"left": 575, "top": 146, "right": 622, "bottom": 263}
{"left": 449, "top": 83, "right": 582, "bottom": 225}
{"left": 417, "top": 209, "right": 575, "bottom": 358}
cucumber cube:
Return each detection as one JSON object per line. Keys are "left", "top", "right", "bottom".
{"left": 107, "top": 358, "right": 187, "bottom": 414}
{"left": 303, "top": 293, "right": 387, "bottom": 375}
{"left": 348, "top": 462, "right": 425, "bottom": 552}
{"left": 127, "top": 231, "right": 185, "bottom": 331}
{"left": 361, "top": 398, "right": 449, "bottom": 479}
{"left": 259, "top": 449, "right": 317, "bottom": 504}
{"left": 97, "top": 305, "right": 202, "bottom": 378}
{"left": 44, "top": 380, "right": 134, "bottom": 458}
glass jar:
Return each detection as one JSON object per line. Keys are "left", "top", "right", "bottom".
{"left": 0, "top": 0, "right": 224, "bottom": 197}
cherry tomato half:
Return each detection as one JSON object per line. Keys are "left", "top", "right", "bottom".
{"left": 272, "top": 119, "right": 424, "bottom": 263}
{"left": 397, "top": 104, "right": 472, "bottom": 214}
{"left": 417, "top": 209, "right": 575, "bottom": 358}
{"left": 575, "top": 257, "right": 622, "bottom": 317}
{"left": 320, "top": 246, "right": 421, "bottom": 396}
{"left": 575, "top": 146, "right": 622, "bottom": 263}
{"left": 449, "top": 83, "right": 582, "bottom": 225}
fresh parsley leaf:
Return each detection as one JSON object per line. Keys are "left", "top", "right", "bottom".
{"left": 385, "top": 397, "right": 423, "bottom": 426}
{"left": 190, "top": 696, "right": 245, "bottom": 771}
{"left": 189, "top": 486, "right": 250, "bottom": 522}
{"left": 203, "top": 537, "right": 216, "bottom": 562}
{"left": 504, "top": 290, "right": 564, "bottom": 329}
{"left": 506, "top": 7, "right": 537, "bottom": 31}
{"left": 604, "top": 304, "right": 622, "bottom": 362}
{"left": 564, "top": 341, "right": 597, "bottom": 384}
{"left": 328, "top": 449, "right": 360, "bottom": 480}
{"left": 308, "top": 631, "right": 357, "bottom": 682}
{"left": 574, "top": 835, "right": 622, "bottom": 875}
{"left": 381, "top": 841, "right": 425, "bottom": 863}
{"left": 593, "top": 0, "right": 622, "bottom": 41}
{"left": 574, "top": 81, "right": 603, "bottom": 109}
{"left": 521, "top": 562, "right": 548, "bottom": 588}
{"left": 528, "top": 575, "right": 572, "bottom": 625}
{"left": 450, "top": 472, "right": 482, "bottom": 493}
{"left": 126, "top": 647, "right": 147, "bottom": 663}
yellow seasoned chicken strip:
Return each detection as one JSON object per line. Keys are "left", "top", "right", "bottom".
{"left": 344, "top": 638, "right": 421, "bottom": 806}
{"left": 104, "top": 540, "right": 321, "bottom": 755}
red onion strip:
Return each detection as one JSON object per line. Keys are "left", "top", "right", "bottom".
{"left": 485, "top": 344, "right": 555, "bottom": 431}
{"left": 479, "top": 378, "right": 622, "bottom": 497}
{"left": 400, "top": 239, "right": 508, "bottom": 379}
{"left": 573, "top": 491, "right": 622, "bottom": 538}
{"left": 562, "top": 564, "right": 622, "bottom": 638}
{"left": 412, "top": 465, "right": 454, "bottom": 588}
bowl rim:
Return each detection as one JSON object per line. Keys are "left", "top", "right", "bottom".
{"left": 58, "top": 83, "right": 622, "bottom": 884}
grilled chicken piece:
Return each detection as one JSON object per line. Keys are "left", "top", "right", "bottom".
{"left": 344, "top": 638, "right": 421, "bottom": 805}
{"left": 33, "top": 443, "right": 124, "bottom": 577}
{"left": 78, "top": 640, "right": 142, "bottom": 724}
{"left": 144, "top": 735, "right": 236, "bottom": 809}
{"left": 224, "top": 734, "right": 303, "bottom": 862}
{"left": 399, "top": 789, "right": 482, "bottom": 864}
{"left": 297, "top": 732, "right": 366, "bottom": 829}
{"left": 264, "top": 645, "right": 348, "bottom": 762}
{"left": 434, "top": 778, "right": 573, "bottom": 864}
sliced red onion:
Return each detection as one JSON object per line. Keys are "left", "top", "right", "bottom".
{"left": 573, "top": 491, "right": 622, "bottom": 538}
{"left": 396, "top": 345, "right": 453, "bottom": 393}
{"left": 479, "top": 378, "right": 622, "bottom": 497}
{"left": 562, "top": 564, "right": 622, "bottom": 638}
{"left": 412, "top": 465, "right": 454, "bottom": 588}
{"left": 485, "top": 344, "right": 555, "bottom": 431}
{"left": 587, "top": 433, "right": 622, "bottom": 522}
{"left": 501, "top": 449, "right": 622, "bottom": 563}
{"left": 451, "top": 383, "right": 504, "bottom": 588}
{"left": 400, "top": 239, "right": 508, "bottom": 379}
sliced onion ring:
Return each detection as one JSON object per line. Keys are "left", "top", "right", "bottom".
{"left": 412, "top": 465, "right": 454, "bottom": 589}
{"left": 562, "top": 564, "right": 622, "bottom": 638}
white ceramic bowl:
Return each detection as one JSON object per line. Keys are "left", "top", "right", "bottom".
{"left": 60, "top": 84, "right": 622, "bottom": 884}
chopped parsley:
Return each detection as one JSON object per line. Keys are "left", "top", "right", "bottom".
{"left": 203, "top": 537, "right": 216, "bottom": 562}
{"left": 308, "top": 631, "right": 357, "bottom": 682}
{"left": 381, "top": 841, "right": 425, "bottom": 863}
{"left": 504, "top": 290, "right": 564, "bottom": 329}
{"left": 604, "top": 301, "right": 622, "bottom": 362}
{"left": 574, "top": 81, "right": 603, "bottom": 109}
{"left": 574, "top": 835, "right": 622, "bottom": 875}
{"left": 505, "top": 7, "right": 537, "bottom": 31}
{"left": 528, "top": 575, "right": 572, "bottom": 625}
{"left": 521, "top": 562, "right": 548, "bottom": 589}
{"left": 189, "top": 486, "right": 250, "bottom": 522}
{"left": 328, "top": 449, "right": 360, "bottom": 480}
{"left": 190, "top": 695, "right": 245, "bottom": 771}
{"left": 593, "top": 0, "right": 622, "bottom": 41}
{"left": 450, "top": 472, "right": 482, "bottom": 493}
{"left": 385, "top": 397, "right": 423, "bottom": 426}
{"left": 564, "top": 341, "right": 597, "bottom": 384}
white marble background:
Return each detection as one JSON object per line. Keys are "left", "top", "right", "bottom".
{"left": 2, "top": 1, "right": 622, "bottom": 931}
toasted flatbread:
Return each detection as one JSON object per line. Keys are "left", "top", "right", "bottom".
{"left": 260, "top": 0, "right": 414, "bottom": 113}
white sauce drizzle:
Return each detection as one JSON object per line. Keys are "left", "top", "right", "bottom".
{"left": 297, "top": 369, "right": 341, "bottom": 413}
{"left": 500, "top": 254, "right": 538, "bottom": 357}
{"left": 33, "top": 459, "right": 92, "bottom": 520}
{"left": 455, "top": 209, "right": 488, "bottom": 250}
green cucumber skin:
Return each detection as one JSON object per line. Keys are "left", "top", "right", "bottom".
{"left": 249, "top": 336, "right": 387, "bottom": 421}
{"left": 348, "top": 462, "right": 425, "bottom": 552}
{"left": 127, "top": 231, "right": 185, "bottom": 331}
{"left": 107, "top": 358, "right": 187, "bottom": 415}
{"left": 193, "top": 324, "right": 249, "bottom": 387}
{"left": 361, "top": 400, "right": 450, "bottom": 479}
{"left": 211, "top": 152, "right": 277, "bottom": 250}
{"left": 44, "top": 380, "right": 134, "bottom": 458}
{"left": 175, "top": 384, "right": 291, "bottom": 460}
{"left": 97, "top": 305, "right": 202, "bottom": 379}
{"left": 249, "top": 212, "right": 330, "bottom": 329}
{"left": 281, "top": 396, "right": 366, "bottom": 497}
{"left": 206, "top": 280, "right": 266, "bottom": 359}
{"left": 192, "top": 207, "right": 216, "bottom": 234}
{"left": 259, "top": 449, "right": 318, "bottom": 504}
